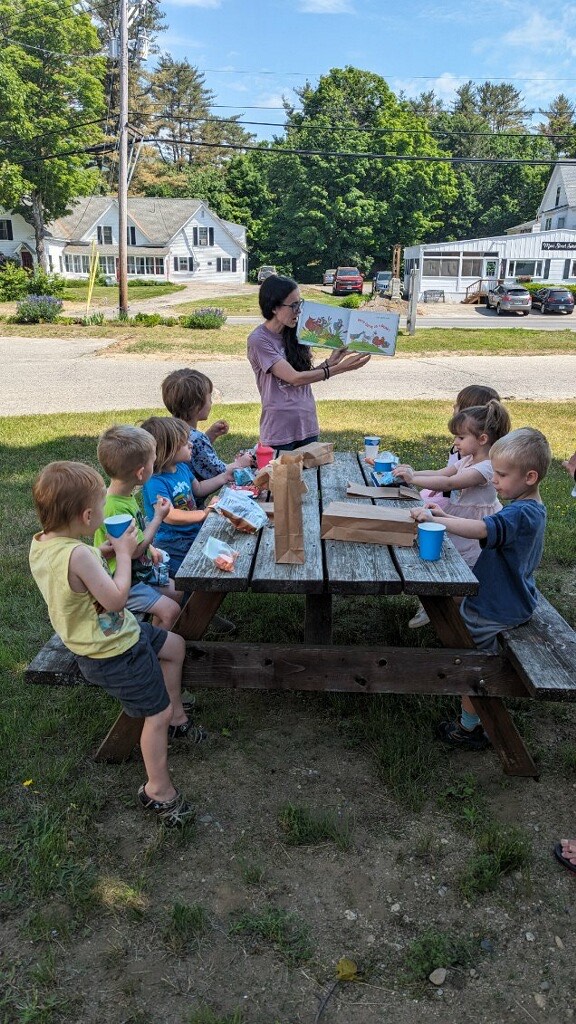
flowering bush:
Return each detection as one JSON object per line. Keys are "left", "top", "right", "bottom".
{"left": 179, "top": 307, "right": 226, "bottom": 329}
{"left": 0, "top": 262, "right": 30, "bottom": 301}
{"left": 14, "top": 295, "right": 63, "bottom": 323}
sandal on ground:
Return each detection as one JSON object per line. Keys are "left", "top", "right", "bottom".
{"left": 553, "top": 841, "right": 576, "bottom": 875}
{"left": 437, "top": 719, "right": 490, "bottom": 751}
{"left": 182, "top": 697, "right": 196, "bottom": 715}
{"left": 138, "top": 785, "right": 195, "bottom": 828}
{"left": 168, "top": 717, "right": 208, "bottom": 744}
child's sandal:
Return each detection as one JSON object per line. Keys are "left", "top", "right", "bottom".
{"left": 168, "top": 718, "right": 208, "bottom": 744}
{"left": 137, "top": 785, "right": 195, "bottom": 827}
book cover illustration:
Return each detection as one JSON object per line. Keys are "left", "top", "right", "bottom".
{"left": 297, "top": 301, "right": 399, "bottom": 356}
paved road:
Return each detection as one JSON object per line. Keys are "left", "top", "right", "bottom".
{"left": 2, "top": 335, "right": 575, "bottom": 415}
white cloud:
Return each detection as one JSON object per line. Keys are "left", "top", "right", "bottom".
{"left": 298, "top": 0, "right": 354, "bottom": 12}
{"left": 391, "top": 71, "right": 467, "bottom": 104}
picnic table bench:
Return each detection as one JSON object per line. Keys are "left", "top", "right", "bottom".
{"left": 26, "top": 453, "right": 576, "bottom": 776}
{"left": 423, "top": 289, "right": 446, "bottom": 303}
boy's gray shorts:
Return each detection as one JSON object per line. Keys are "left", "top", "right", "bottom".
{"left": 460, "top": 599, "right": 507, "bottom": 653}
{"left": 75, "top": 622, "right": 170, "bottom": 718}
{"left": 126, "top": 581, "right": 164, "bottom": 615}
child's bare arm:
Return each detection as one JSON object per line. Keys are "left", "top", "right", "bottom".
{"left": 193, "top": 467, "right": 234, "bottom": 498}
{"left": 205, "top": 419, "right": 229, "bottom": 442}
{"left": 164, "top": 507, "right": 208, "bottom": 526}
{"left": 393, "top": 464, "right": 456, "bottom": 486}
{"left": 69, "top": 525, "right": 138, "bottom": 611}
{"left": 562, "top": 451, "right": 576, "bottom": 478}
{"left": 411, "top": 505, "right": 488, "bottom": 539}
{"left": 133, "top": 496, "right": 171, "bottom": 557}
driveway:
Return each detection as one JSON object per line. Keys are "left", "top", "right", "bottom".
{"left": 2, "top": 335, "right": 576, "bottom": 415}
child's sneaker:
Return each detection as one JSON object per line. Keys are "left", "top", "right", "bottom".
{"left": 438, "top": 719, "right": 490, "bottom": 751}
{"left": 408, "top": 605, "right": 430, "bottom": 629}
{"left": 138, "top": 785, "right": 195, "bottom": 828}
{"left": 168, "top": 718, "right": 208, "bottom": 744}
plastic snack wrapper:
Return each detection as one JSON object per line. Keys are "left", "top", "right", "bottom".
{"left": 214, "top": 487, "right": 269, "bottom": 533}
{"left": 233, "top": 467, "right": 256, "bottom": 486}
{"left": 203, "top": 535, "right": 240, "bottom": 572}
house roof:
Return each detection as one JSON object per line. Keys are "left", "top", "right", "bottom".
{"left": 49, "top": 197, "right": 246, "bottom": 249}
{"left": 540, "top": 160, "right": 576, "bottom": 213}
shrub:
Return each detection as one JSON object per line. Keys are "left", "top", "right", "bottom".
{"left": 82, "top": 312, "right": 105, "bottom": 326}
{"left": 132, "top": 312, "right": 164, "bottom": 326}
{"left": 522, "top": 281, "right": 576, "bottom": 298}
{"left": 0, "top": 262, "right": 30, "bottom": 301}
{"left": 26, "top": 269, "right": 66, "bottom": 297}
{"left": 180, "top": 307, "right": 226, "bottom": 329}
{"left": 15, "top": 295, "right": 63, "bottom": 323}
{"left": 340, "top": 294, "right": 363, "bottom": 309}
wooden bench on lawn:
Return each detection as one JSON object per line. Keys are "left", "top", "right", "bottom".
{"left": 25, "top": 589, "right": 576, "bottom": 769}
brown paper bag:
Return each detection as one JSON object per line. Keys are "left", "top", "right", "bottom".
{"left": 273, "top": 454, "right": 307, "bottom": 563}
{"left": 321, "top": 501, "right": 416, "bottom": 546}
{"left": 297, "top": 441, "right": 335, "bottom": 468}
{"left": 346, "top": 482, "right": 420, "bottom": 500}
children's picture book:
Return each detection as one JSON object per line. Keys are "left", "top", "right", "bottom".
{"left": 297, "top": 301, "right": 399, "bottom": 356}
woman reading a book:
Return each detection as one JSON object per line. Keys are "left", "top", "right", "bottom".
{"left": 247, "top": 275, "right": 370, "bottom": 451}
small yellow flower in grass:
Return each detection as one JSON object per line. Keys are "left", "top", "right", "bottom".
{"left": 22, "top": 779, "right": 34, "bottom": 787}
{"left": 336, "top": 957, "right": 359, "bottom": 981}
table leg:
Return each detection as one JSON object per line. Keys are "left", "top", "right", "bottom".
{"left": 173, "top": 591, "right": 226, "bottom": 641}
{"left": 305, "top": 594, "right": 333, "bottom": 644}
{"left": 420, "top": 595, "right": 538, "bottom": 778}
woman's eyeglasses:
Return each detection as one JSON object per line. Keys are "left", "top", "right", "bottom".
{"left": 281, "top": 301, "right": 303, "bottom": 312}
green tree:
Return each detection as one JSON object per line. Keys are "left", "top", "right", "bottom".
{"left": 257, "top": 67, "right": 458, "bottom": 279}
{"left": 0, "top": 0, "right": 106, "bottom": 268}
{"left": 538, "top": 94, "right": 576, "bottom": 155}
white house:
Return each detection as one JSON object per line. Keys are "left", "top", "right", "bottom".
{"left": 0, "top": 197, "right": 248, "bottom": 284}
{"left": 403, "top": 160, "right": 576, "bottom": 301}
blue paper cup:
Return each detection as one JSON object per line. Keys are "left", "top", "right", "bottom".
{"left": 418, "top": 522, "right": 446, "bottom": 561}
{"left": 104, "top": 513, "right": 133, "bottom": 538}
{"left": 375, "top": 458, "right": 394, "bottom": 473}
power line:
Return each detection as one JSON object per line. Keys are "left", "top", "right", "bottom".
{"left": 0, "top": 34, "right": 105, "bottom": 60}
{"left": 141, "top": 136, "right": 571, "bottom": 165}
{"left": 134, "top": 111, "right": 569, "bottom": 142}
{"left": 0, "top": 117, "right": 113, "bottom": 152}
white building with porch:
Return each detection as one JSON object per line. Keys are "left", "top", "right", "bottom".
{"left": 403, "top": 160, "right": 576, "bottom": 301}
{"left": 0, "top": 197, "right": 248, "bottom": 284}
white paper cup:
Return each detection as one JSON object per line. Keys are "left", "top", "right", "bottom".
{"left": 364, "top": 435, "right": 380, "bottom": 459}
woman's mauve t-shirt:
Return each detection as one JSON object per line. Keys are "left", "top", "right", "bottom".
{"left": 247, "top": 323, "right": 319, "bottom": 446}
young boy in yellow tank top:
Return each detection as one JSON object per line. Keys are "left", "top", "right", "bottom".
{"left": 29, "top": 461, "right": 201, "bottom": 827}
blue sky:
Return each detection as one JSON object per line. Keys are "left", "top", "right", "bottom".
{"left": 157, "top": 0, "right": 576, "bottom": 137}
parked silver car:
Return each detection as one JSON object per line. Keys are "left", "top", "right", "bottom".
{"left": 372, "top": 270, "right": 393, "bottom": 295}
{"left": 487, "top": 285, "right": 531, "bottom": 316}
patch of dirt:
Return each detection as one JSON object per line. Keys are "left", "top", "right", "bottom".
{"left": 3, "top": 688, "right": 575, "bottom": 1023}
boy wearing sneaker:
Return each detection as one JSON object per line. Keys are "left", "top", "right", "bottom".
{"left": 411, "top": 428, "right": 551, "bottom": 751}
{"left": 29, "top": 461, "right": 205, "bottom": 827}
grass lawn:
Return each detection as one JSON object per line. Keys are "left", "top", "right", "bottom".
{"left": 172, "top": 285, "right": 342, "bottom": 317}
{"left": 2, "top": 320, "right": 576, "bottom": 359}
{"left": 1, "top": 399, "right": 575, "bottom": 1021}
{"left": 61, "top": 283, "right": 186, "bottom": 305}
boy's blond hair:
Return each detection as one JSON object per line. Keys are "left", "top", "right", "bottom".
{"left": 490, "top": 427, "right": 552, "bottom": 481}
{"left": 97, "top": 425, "right": 156, "bottom": 480}
{"left": 33, "top": 461, "right": 104, "bottom": 533}
{"left": 162, "top": 368, "right": 212, "bottom": 420}
{"left": 140, "top": 416, "right": 189, "bottom": 473}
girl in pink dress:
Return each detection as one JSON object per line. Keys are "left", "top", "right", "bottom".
{"left": 394, "top": 398, "right": 511, "bottom": 627}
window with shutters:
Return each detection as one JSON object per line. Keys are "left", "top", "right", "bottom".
{"left": 174, "top": 256, "right": 194, "bottom": 272}
{"left": 97, "top": 226, "right": 113, "bottom": 245}
{"left": 0, "top": 219, "right": 13, "bottom": 240}
{"left": 198, "top": 227, "right": 208, "bottom": 245}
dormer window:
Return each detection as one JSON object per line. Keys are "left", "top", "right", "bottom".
{"left": 97, "top": 226, "right": 113, "bottom": 245}
{"left": 555, "top": 186, "right": 561, "bottom": 207}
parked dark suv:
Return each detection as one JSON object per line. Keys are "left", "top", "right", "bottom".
{"left": 531, "top": 287, "right": 574, "bottom": 315}
{"left": 332, "top": 267, "right": 364, "bottom": 296}
{"left": 487, "top": 284, "right": 531, "bottom": 316}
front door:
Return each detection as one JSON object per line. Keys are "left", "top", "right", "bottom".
{"left": 484, "top": 258, "right": 498, "bottom": 282}
{"left": 21, "top": 251, "right": 33, "bottom": 270}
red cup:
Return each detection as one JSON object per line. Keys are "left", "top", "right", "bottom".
{"left": 255, "top": 443, "right": 274, "bottom": 469}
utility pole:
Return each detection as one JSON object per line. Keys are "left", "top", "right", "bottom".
{"left": 117, "top": 0, "right": 129, "bottom": 318}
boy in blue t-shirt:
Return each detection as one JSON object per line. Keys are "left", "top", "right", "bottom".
{"left": 412, "top": 427, "right": 552, "bottom": 751}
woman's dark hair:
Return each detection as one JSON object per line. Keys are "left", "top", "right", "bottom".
{"left": 258, "top": 274, "right": 312, "bottom": 371}
{"left": 448, "top": 399, "right": 511, "bottom": 445}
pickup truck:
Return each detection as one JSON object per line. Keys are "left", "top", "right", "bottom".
{"left": 332, "top": 266, "right": 364, "bottom": 296}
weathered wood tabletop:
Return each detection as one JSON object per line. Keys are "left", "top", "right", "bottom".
{"left": 174, "top": 452, "right": 537, "bottom": 777}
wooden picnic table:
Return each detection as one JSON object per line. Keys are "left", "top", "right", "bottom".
{"left": 174, "top": 452, "right": 536, "bottom": 778}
